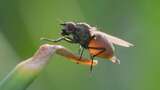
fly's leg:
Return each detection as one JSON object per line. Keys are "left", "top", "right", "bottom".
{"left": 76, "top": 46, "right": 85, "bottom": 64}
{"left": 79, "top": 47, "right": 84, "bottom": 60}
{"left": 41, "top": 37, "right": 66, "bottom": 43}
{"left": 41, "top": 37, "right": 77, "bottom": 43}
{"left": 78, "top": 45, "right": 82, "bottom": 54}
{"left": 87, "top": 47, "right": 106, "bottom": 72}
{"left": 77, "top": 34, "right": 96, "bottom": 64}
{"left": 90, "top": 55, "right": 94, "bottom": 72}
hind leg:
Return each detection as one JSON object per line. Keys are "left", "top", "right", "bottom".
{"left": 87, "top": 47, "right": 106, "bottom": 72}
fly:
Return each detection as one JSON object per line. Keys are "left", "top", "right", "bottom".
{"left": 41, "top": 22, "right": 134, "bottom": 72}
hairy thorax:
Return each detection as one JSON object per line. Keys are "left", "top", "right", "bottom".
{"left": 73, "top": 27, "right": 91, "bottom": 48}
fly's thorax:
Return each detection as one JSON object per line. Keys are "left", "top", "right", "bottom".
{"left": 71, "top": 26, "right": 92, "bottom": 48}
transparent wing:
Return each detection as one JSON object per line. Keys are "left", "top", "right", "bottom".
{"left": 104, "top": 33, "right": 134, "bottom": 47}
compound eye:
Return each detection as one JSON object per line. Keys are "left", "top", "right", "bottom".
{"left": 67, "top": 24, "right": 75, "bottom": 31}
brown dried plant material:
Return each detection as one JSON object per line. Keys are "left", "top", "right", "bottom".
{"left": 22, "top": 44, "right": 98, "bottom": 69}
{"left": 0, "top": 44, "right": 97, "bottom": 90}
{"left": 45, "top": 44, "right": 98, "bottom": 66}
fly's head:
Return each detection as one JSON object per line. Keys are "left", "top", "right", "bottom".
{"left": 60, "top": 22, "right": 76, "bottom": 36}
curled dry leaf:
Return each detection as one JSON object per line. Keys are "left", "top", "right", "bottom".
{"left": 54, "top": 45, "right": 98, "bottom": 66}
{"left": 0, "top": 44, "right": 97, "bottom": 90}
{"left": 29, "top": 44, "right": 98, "bottom": 67}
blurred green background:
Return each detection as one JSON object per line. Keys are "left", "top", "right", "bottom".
{"left": 0, "top": 0, "right": 160, "bottom": 90}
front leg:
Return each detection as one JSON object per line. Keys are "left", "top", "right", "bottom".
{"left": 41, "top": 37, "right": 65, "bottom": 43}
{"left": 41, "top": 36, "right": 77, "bottom": 43}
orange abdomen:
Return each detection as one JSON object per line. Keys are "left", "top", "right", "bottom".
{"left": 88, "top": 34, "right": 114, "bottom": 59}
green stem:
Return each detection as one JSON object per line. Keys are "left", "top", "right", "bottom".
{"left": 0, "top": 44, "right": 56, "bottom": 90}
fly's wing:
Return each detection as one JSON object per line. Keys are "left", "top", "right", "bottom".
{"left": 104, "top": 33, "right": 134, "bottom": 47}
{"left": 89, "top": 29, "right": 134, "bottom": 47}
